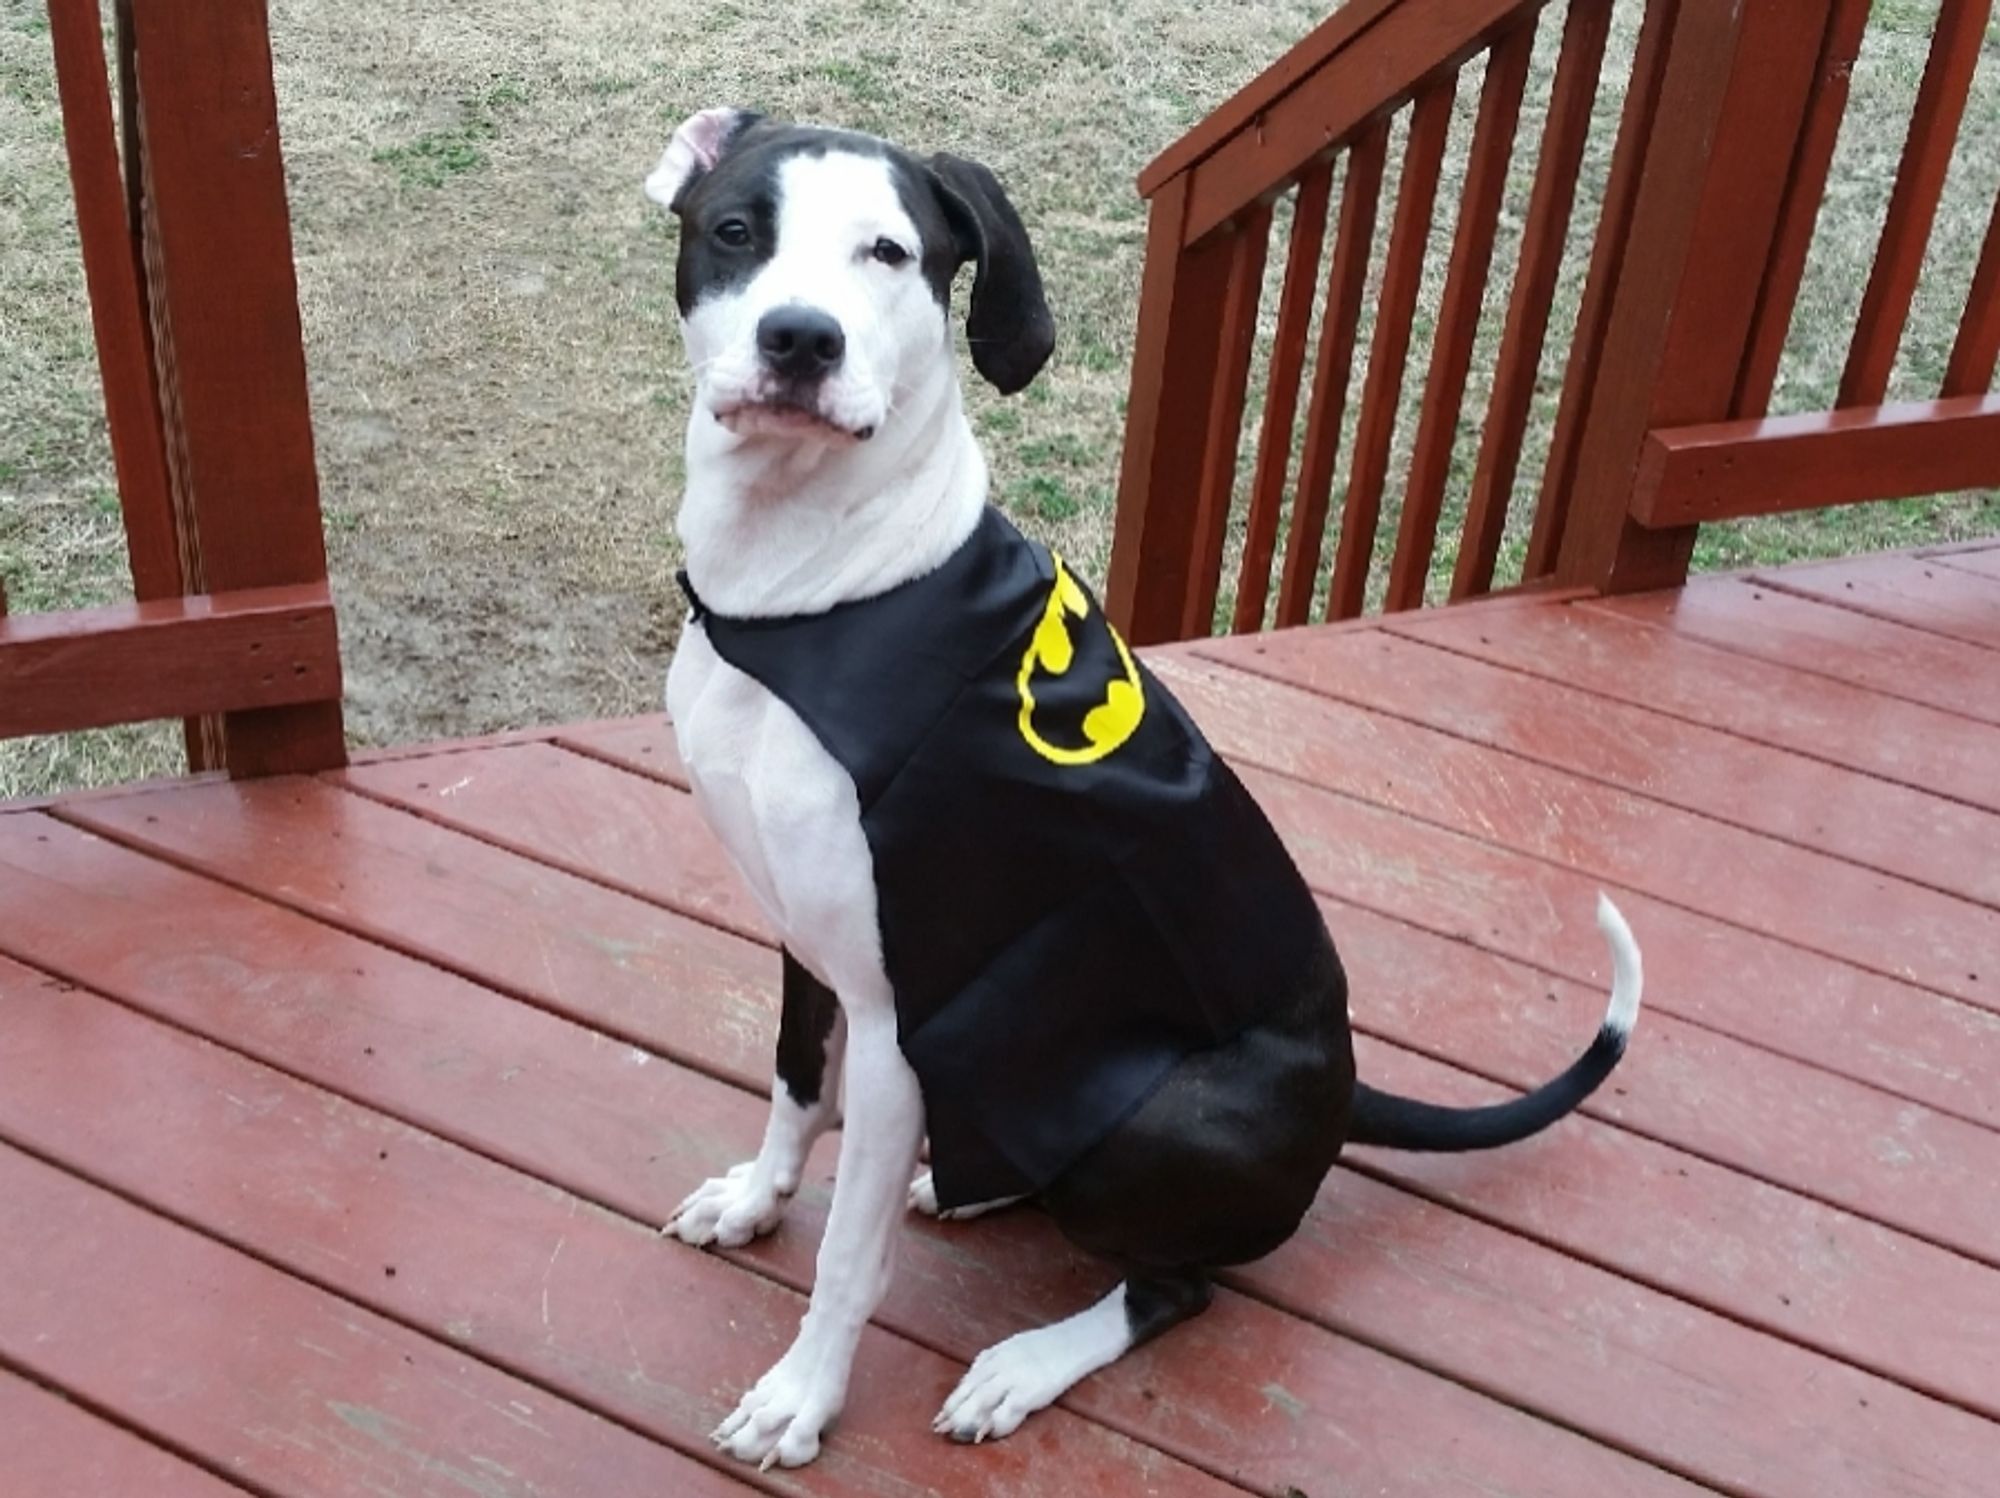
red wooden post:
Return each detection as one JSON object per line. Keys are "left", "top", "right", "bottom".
{"left": 126, "top": 0, "right": 345, "bottom": 774}
{"left": 1552, "top": 0, "right": 1840, "bottom": 595}
{"left": 1106, "top": 178, "right": 1247, "bottom": 645}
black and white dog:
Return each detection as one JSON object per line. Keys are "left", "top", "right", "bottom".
{"left": 648, "top": 109, "right": 1643, "bottom": 1471}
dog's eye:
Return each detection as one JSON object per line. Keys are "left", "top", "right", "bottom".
{"left": 714, "top": 218, "right": 753, "bottom": 249}
{"left": 871, "top": 237, "right": 910, "bottom": 267}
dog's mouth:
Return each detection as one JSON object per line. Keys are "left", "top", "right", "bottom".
{"left": 711, "top": 396, "right": 876, "bottom": 443}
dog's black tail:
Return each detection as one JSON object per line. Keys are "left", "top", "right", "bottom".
{"left": 1347, "top": 894, "right": 1643, "bottom": 1153}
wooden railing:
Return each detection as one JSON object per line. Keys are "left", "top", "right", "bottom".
{"left": 1107, "top": 0, "right": 2000, "bottom": 643}
{"left": 0, "top": 0, "right": 344, "bottom": 777}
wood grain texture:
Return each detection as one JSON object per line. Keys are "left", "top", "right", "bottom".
{"left": 1394, "top": 593, "right": 2000, "bottom": 812}
{"left": 1234, "top": 165, "right": 1332, "bottom": 633}
{"left": 1276, "top": 125, "right": 1387, "bottom": 628}
{"left": 1455, "top": 0, "right": 1611, "bottom": 599}
{"left": 0, "top": 1137, "right": 745, "bottom": 1498}
{"left": 1328, "top": 82, "right": 1454, "bottom": 620}
{"left": 1632, "top": 396, "right": 2000, "bottom": 525}
{"left": 1151, "top": 653, "right": 2000, "bottom": 1013}
{"left": 1840, "top": 0, "right": 1992, "bottom": 407}
{"left": 0, "top": 959, "right": 1243, "bottom": 1498}
{"left": 1152, "top": 656, "right": 2000, "bottom": 1134}
{"left": 1593, "top": 573, "right": 2000, "bottom": 725}
{"left": 0, "top": 1368, "right": 251, "bottom": 1498}
{"left": 1751, "top": 551, "right": 2000, "bottom": 649}
{"left": 0, "top": 826, "right": 1982, "bottom": 1498}
{"left": 1207, "top": 623, "right": 2000, "bottom": 909}
{"left": 0, "top": 584, "right": 339, "bottom": 738}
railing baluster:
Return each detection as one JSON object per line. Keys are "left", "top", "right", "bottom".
{"left": 1734, "top": 0, "right": 1872, "bottom": 417}
{"left": 1454, "top": 0, "right": 1611, "bottom": 601}
{"left": 1277, "top": 126, "right": 1387, "bottom": 629}
{"left": 1387, "top": 28, "right": 1534, "bottom": 613}
{"left": 1326, "top": 82, "right": 1454, "bottom": 621}
{"left": 1839, "top": 0, "right": 1992, "bottom": 408}
{"left": 45, "top": 0, "right": 181, "bottom": 605}
{"left": 1943, "top": 186, "right": 2000, "bottom": 397}
{"left": 1233, "top": 166, "right": 1333, "bottom": 633}
{"left": 1186, "top": 204, "right": 1273, "bottom": 636}
{"left": 1524, "top": 0, "right": 1677, "bottom": 583}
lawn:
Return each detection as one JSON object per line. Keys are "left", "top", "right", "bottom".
{"left": 2, "top": 0, "right": 1996, "bottom": 797}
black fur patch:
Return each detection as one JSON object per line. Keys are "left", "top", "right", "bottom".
{"left": 668, "top": 120, "right": 1053, "bottom": 391}
{"left": 775, "top": 949, "right": 839, "bottom": 1107}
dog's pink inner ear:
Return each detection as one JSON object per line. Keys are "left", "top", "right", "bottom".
{"left": 645, "top": 107, "right": 746, "bottom": 210}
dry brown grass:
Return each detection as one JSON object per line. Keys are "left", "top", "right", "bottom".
{"left": 3, "top": 0, "right": 1996, "bottom": 797}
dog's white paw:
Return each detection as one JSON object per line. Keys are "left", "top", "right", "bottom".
{"left": 713, "top": 1344, "right": 847, "bottom": 1469}
{"left": 934, "top": 1330, "right": 1076, "bottom": 1443}
{"left": 665, "top": 1161, "right": 789, "bottom": 1248}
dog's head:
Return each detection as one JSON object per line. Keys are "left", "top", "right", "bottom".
{"left": 646, "top": 109, "right": 1054, "bottom": 447}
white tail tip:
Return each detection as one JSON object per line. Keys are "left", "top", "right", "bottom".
{"left": 1595, "top": 892, "right": 1644, "bottom": 1040}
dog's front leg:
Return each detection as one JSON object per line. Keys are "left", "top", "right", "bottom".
{"left": 668, "top": 951, "right": 845, "bottom": 1247}
{"left": 713, "top": 1001, "right": 923, "bottom": 1469}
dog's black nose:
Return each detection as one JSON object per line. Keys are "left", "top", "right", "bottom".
{"left": 756, "top": 306, "right": 846, "bottom": 382}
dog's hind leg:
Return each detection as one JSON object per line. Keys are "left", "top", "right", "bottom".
{"left": 667, "top": 951, "right": 846, "bottom": 1247}
{"left": 933, "top": 1270, "right": 1212, "bottom": 1443}
{"left": 907, "top": 1167, "right": 1024, "bottom": 1222}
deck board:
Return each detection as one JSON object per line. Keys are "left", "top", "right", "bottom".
{"left": 1752, "top": 552, "right": 2000, "bottom": 649}
{"left": 38, "top": 769, "right": 2000, "bottom": 1417}
{"left": 1388, "top": 598, "right": 2000, "bottom": 811}
{"left": 1198, "top": 625, "right": 2000, "bottom": 906}
{"left": 1152, "top": 655, "right": 2000, "bottom": 1009}
{"left": 0, "top": 1370, "right": 253, "bottom": 1498}
{"left": 0, "top": 1139, "right": 743, "bottom": 1498}
{"left": 0, "top": 960, "right": 1247, "bottom": 1498}
{"left": 1590, "top": 575, "right": 2000, "bottom": 725}
{"left": 335, "top": 739, "right": 2000, "bottom": 1259}
{"left": 6, "top": 553, "right": 2000, "bottom": 1493}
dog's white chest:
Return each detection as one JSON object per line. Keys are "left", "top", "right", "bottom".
{"left": 667, "top": 624, "right": 886, "bottom": 992}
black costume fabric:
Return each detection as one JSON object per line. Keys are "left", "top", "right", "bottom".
{"left": 682, "top": 507, "right": 1325, "bottom": 1209}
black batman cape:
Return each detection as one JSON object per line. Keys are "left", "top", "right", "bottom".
{"left": 680, "top": 506, "right": 1325, "bottom": 1209}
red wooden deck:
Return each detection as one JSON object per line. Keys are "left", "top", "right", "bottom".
{"left": 5, "top": 544, "right": 2000, "bottom": 1496}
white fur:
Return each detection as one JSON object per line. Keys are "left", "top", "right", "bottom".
{"left": 1594, "top": 892, "right": 1644, "bottom": 1040}
{"left": 933, "top": 1284, "right": 1135, "bottom": 1442}
{"left": 662, "top": 138, "right": 990, "bottom": 1469}
{"left": 644, "top": 106, "right": 744, "bottom": 209}
{"left": 907, "top": 1169, "right": 1022, "bottom": 1222}
{"left": 680, "top": 151, "right": 956, "bottom": 452}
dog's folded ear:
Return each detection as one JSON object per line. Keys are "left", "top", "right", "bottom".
{"left": 645, "top": 107, "right": 763, "bottom": 212}
{"left": 929, "top": 154, "right": 1055, "bottom": 396}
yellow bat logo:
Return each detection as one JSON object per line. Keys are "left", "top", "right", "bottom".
{"left": 1016, "top": 556, "right": 1145, "bottom": 765}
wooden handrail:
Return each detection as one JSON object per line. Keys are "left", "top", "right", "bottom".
{"left": 6, "top": 0, "right": 347, "bottom": 778}
{"left": 1110, "top": 0, "right": 2000, "bottom": 640}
